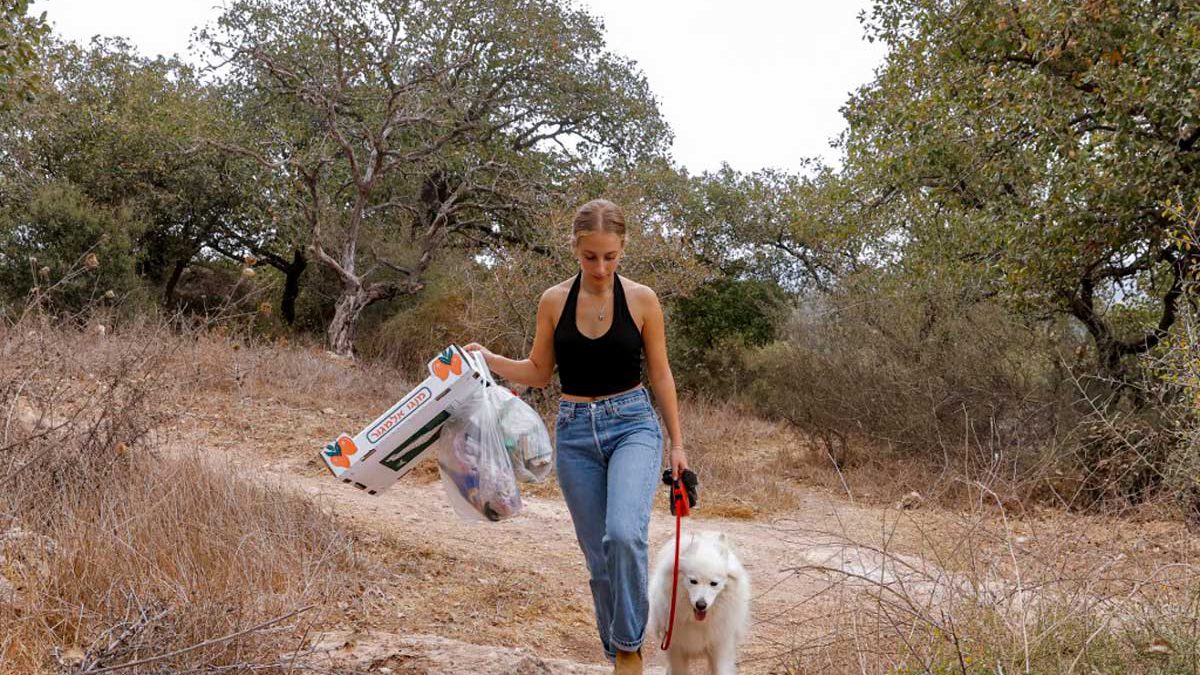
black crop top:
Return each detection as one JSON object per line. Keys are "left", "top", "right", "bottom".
{"left": 553, "top": 273, "right": 643, "bottom": 397}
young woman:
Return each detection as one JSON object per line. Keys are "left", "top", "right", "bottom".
{"left": 465, "top": 198, "right": 687, "bottom": 675}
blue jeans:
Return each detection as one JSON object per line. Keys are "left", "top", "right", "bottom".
{"left": 555, "top": 387, "right": 663, "bottom": 660}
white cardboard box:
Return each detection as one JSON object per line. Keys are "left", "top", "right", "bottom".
{"left": 320, "top": 344, "right": 487, "bottom": 494}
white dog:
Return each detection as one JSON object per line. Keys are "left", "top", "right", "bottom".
{"left": 648, "top": 530, "right": 750, "bottom": 674}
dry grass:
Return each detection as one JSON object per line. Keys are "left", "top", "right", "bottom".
{"left": 0, "top": 315, "right": 360, "bottom": 674}
{"left": 173, "top": 332, "right": 817, "bottom": 520}
{"left": 175, "top": 328, "right": 412, "bottom": 422}
{"left": 9, "top": 298, "right": 1197, "bottom": 673}
{"left": 676, "top": 396, "right": 807, "bottom": 519}
{"left": 50, "top": 328, "right": 602, "bottom": 663}
{"left": 755, "top": 489, "right": 1200, "bottom": 674}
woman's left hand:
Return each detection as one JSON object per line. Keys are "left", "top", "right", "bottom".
{"left": 669, "top": 447, "right": 689, "bottom": 481}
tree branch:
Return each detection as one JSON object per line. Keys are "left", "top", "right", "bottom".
{"left": 454, "top": 221, "right": 553, "bottom": 257}
{"left": 1115, "top": 252, "right": 1186, "bottom": 356}
{"left": 1095, "top": 244, "right": 1168, "bottom": 280}
{"left": 80, "top": 606, "right": 315, "bottom": 674}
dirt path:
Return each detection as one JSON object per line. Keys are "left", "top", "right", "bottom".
{"left": 173, "top": 397, "right": 957, "bottom": 674}
{"left": 193, "top": 439, "right": 934, "bottom": 673}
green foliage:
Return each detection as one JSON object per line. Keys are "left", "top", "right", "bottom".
{"left": 637, "top": 162, "right": 868, "bottom": 291}
{"left": 667, "top": 277, "right": 786, "bottom": 395}
{"left": 0, "top": 180, "right": 142, "bottom": 310}
{"left": 3, "top": 38, "right": 261, "bottom": 299}
{"left": 675, "top": 277, "right": 787, "bottom": 351}
{"left": 844, "top": 0, "right": 1200, "bottom": 377}
{"left": 0, "top": 0, "right": 49, "bottom": 109}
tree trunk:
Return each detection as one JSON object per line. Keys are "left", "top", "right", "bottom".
{"left": 327, "top": 290, "right": 368, "bottom": 357}
{"left": 163, "top": 258, "right": 188, "bottom": 307}
{"left": 1068, "top": 255, "right": 1186, "bottom": 407}
{"left": 281, "top": 248, "right": 307, "bottom": 325}
{"left": 324, "top": 278, "right": 418, "bottom": 357}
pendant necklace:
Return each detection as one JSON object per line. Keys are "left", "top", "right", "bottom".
{"left": 589, "top": 281, "right": 611, "bottom": 322}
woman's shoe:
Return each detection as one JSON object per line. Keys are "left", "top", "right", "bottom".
{"left": 613, "top": 648, "right": 643, "bottom": 675}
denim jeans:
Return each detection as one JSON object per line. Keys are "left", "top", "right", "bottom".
{"left": 555, "top": 387, "right": 663, "bottom": 660}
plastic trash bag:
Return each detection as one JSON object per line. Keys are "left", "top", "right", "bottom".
{"left": 491, "top": 386, "right": 554, "bottom": 483}
{"left": 437, "top": 380, "right": 523, "bottom": 522}
{"left": 434, "top": 353, "right": 523, "bottom": 521}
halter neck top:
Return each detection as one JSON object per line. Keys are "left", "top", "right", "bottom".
{"left": 553, "top": 273, "right": 643, "bottom": 397}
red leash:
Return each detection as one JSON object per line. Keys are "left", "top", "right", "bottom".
{"left": 660, "top": 477, "right": 691, "bottom": 651}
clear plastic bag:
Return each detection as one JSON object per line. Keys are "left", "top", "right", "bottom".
{"left": 491, "top": 386, "right": 554, "bottom": 483}
{"left": 436, "top": 352, "right": 523, "bottom": 522}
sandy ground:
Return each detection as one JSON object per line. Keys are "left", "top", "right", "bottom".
{"left": 173, "top": 392, "right": 958, "bottom": 675}
{"left": 167, "top": 375, "right": 1199, "bottom": 675}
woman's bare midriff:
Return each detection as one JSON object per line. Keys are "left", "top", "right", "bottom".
{"left": 560, "top": 384, "right": 644, "bottom": 403}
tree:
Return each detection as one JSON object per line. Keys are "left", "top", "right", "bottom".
{"left": 0, "top": 0, "right": 48, "bottom": 110}
{"left": 200, "top": 0, "right": 670, "bottom": 356}
{"left": 843, "top": 0, "right": 1200, "bottom": 387}
{"left": 2, "top": 39, "right": 261, "bottom": 308}
{"left": 649, "top": 163, "right": 872, "bottom": 291}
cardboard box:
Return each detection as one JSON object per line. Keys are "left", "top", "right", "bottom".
{"left": 320, "top": 344, "right": 487, "bottom": 495}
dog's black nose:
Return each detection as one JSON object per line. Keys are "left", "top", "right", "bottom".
{"left": 695, "top": 600, "right": 707, "bottom": 611}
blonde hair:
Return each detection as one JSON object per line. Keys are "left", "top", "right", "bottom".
{"left": 571, "top": 199, "right": 627, "bottom": 246}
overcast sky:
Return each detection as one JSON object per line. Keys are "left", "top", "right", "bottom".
{"left": 31, "top": 0, "right": 886, "bottom": 175}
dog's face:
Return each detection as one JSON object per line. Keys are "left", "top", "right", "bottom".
{"left": 681, "top": 533, "right": 737, "bottom": 622}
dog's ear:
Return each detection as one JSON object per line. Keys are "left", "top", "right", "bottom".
{"left": 717, "top": 533, "right": 744, "bottom": 578}
{"left": 717, "top": 532, "right": 740, "bottom": 557}
{"left": 683, "top": 533, "right": 699, "bottom": 554}
{"left": 724, "top": 552, "right": 746, "bottom": 582}
{"left": 726, "top": 554, "right": 748, "bottom": 583}
{"left": 716, "top": 532, "right": 732, "bottom": 556}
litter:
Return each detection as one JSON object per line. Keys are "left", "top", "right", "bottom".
{"left": 319, "top": 345, "right": 553, "bottom": 523}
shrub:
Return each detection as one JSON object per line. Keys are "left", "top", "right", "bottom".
{"left": 0, "top": 180, "right": 144, "bottom": 313}
{"left": 671, "top": 277, "right": 788, "bottom": 394}
{"left": 744, "top": 274, "right": 1083, "bottom": 490}
{"left": 0, "top": 284, "right": 353, "bottom": 673}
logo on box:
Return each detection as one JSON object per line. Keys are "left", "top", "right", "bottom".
{"left": 367, "top": 386, "right": 432, "bottom": 444}
{"left": 431, "top": 348, "right": 463, "bottom": 381}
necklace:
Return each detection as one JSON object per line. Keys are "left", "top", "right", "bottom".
{"left": 592, "top": 289, "right": 611, "bottom": 322}
{"left": 584, "top": 281, "right": 612, "bottom": 322}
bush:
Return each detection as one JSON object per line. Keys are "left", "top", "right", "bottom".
{"left": 359, "top": 256, "right": 480, "bottom": 376}
{"left": 671, "top": 277, "right": 788, "bottom": 394}
{"left": 744, "top": 273, "right": 1083, "bottom": 488}
{"left": 1073, "top": 308, "right": 1200, "bottom": 521}
{"left": 0, "top": 180, "right": 144, "bottom": 313}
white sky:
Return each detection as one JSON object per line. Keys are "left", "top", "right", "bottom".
{"left": 31, "top": 0, "right": 885, "bottom": 175}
